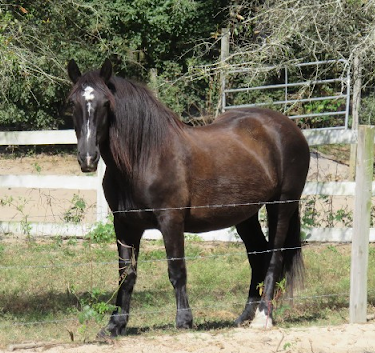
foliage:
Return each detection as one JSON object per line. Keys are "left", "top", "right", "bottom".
{"left": 63, "top": 194, "right": 87, "bottom": 224}
{"left": 3, "top": 1, "right": 375, "bottom": 130}
{"left": 0, "top": 195, "right": 32, "bottom": 238}
{"left": 218, "top": 0, "right": 375, "bottom": 126}
{"left": 228, "top": 1, "right": 375, "bottom": 67}
{"left": 69, "top": 285, "right": 117, "bottom": 324}
{"left": 0, "top": 0, "right": 229, "bottom": 130}
{"left": 86, "top": 215, "right": 115, "bottom": 243}
{"left": 300, "top": 195, "right": 354, "bottom": 232}
{"left": 1, "top": 239, "right": 374, "bottom": 346}
{"left": 360, "top": 94, "right": 375, "bottom": 125}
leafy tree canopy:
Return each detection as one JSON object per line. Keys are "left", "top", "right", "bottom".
{"left": 2, "top": 0, "right": 375, "bottom": 130}
{"left": 0, "top": 0, "right": 229, "bottom": 130}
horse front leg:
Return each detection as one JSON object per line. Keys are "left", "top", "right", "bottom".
{"left": 158, "top": 212, "right": 193, "bottom": 329}
{"left": 99, "top": 218, "right": 142, "bottom": 337}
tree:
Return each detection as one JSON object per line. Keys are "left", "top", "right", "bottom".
{"left": 225, "top": 1, "right": 375, "bottom": 68}
{"left": 209, "top": 0, "right": 375, "bottom": 127}
{"left": 0, "top": 1, "right": 101, "bottom": 130}
{"left": 0, "top": 0, "right": 230, "bottom": 130}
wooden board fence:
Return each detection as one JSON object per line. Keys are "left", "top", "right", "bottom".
{"left": 0, "top": 128, "right": 373, "bottom": 242}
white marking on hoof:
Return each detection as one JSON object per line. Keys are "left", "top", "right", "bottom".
{"left": 249, "top": 308, "right": 273, "bottom": 329}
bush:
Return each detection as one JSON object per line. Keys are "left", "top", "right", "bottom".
{"left": 86, "top": 217, "right": 115, "bottom": 244}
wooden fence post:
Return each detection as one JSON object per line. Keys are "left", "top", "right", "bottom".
{"left": 350, "top": 125, "right": 375, "bottom": 323}
{"left": 349, "top": 53, "right": 362, "bottom": 180}
{"left": 216, "top": 28, "right": 230, "bottom": 116}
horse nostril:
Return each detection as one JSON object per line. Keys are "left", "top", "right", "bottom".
{"left": 77, "top": 152, "right": 85, "bottom": 165}
{"left": 92, "top": 151, "right": 99, "bottom": 163}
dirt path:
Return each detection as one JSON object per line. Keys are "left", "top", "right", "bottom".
{"left": 2, "top": 323, "right": 375, "bottom": 353}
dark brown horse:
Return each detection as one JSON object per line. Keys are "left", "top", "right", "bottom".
{"left": 67, "top": 59, "right": 310, "bottom": 337}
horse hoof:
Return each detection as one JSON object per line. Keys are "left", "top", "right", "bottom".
{"left": 249, "top": 308, "right": 273, "bottom": 329}
{"left": 234, "top": 305, "right": 257, "bottom": 326}
{"left": 234, "top": 316, "right": 248, "bottom": 327}
{"left": 176, "top": 320, "right": 193, "bottom": 329}
{"left": 176, "top": 309, "right": 193, "bottom": 329}
{"left": 97, "top": 325, "right": 125, "bottom": 339}
{"left": 97, "top": 327, "right": 112, "bottom": 339}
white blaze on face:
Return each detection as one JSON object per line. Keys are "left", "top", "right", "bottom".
{"left": 82, "top": 86, "right": 95, "bottom": 115}
{"left": 82, "top": 86, "right": 95, "bottom": 143}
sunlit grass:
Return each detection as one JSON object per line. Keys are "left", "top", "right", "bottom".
{"left": 1, "top": 239, "right": 374, "bottom": 347}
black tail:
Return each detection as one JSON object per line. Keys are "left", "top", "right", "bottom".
{"left": 281, "top": 207, "right": 304, "bottom": 296}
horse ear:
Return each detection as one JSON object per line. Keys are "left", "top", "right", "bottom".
{"left": 67, "top": 59, "right": 81, "bottom": 84}
{"left": 100, "top": 58, "right": 112, "bottom": 83}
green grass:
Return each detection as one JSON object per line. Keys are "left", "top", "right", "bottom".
{"left": 0, "top": 239, "right": 375, "bottom": 347}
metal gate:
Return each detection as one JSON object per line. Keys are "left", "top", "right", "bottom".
{"left": 222, "top": 59, "right": 350, "bottom": 130}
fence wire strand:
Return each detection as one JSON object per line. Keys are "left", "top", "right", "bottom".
{"left": 0, "top": 290, "right": 356, "bottom": 329}
{"left": 0, "top": 243, "right": 323, "bottom": 270}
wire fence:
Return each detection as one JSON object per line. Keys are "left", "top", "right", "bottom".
{"left": 0, "top": 193, "right": 358, "bottom": 226}
{"left": 1, "top": 231, "right": 374, "bottom": 349}
{"left": 0, "top": 244, "right": 308, "bottom": 270}
{"left": 0, "top": 146, "right": 360, "bottom": 241}
{"left": 0, "top": 150, "right": 373, "bottom": 345}
{"left": 0, "top": 241, "right": 370, "bottom": 320}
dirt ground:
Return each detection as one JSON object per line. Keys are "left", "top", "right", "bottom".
{"left": 2, "top": 323, "right": 375, "bottom": 353}
{"left": 1, "top": 151, "right": 372, "bottom": 353}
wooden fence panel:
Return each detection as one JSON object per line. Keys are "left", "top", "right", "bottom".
{"left": 0, "top": 128, "right": 373, "bottom": 242}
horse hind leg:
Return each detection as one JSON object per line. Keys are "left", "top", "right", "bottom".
{"left": 252, "top": 201, "right": 304, "bottom": 329}
{"left": 235, "top": 212, "right": 269, "bottom": 326}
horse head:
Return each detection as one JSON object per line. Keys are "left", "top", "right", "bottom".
{"left": 67, "top": 59, "right": 113, "bottom": 172}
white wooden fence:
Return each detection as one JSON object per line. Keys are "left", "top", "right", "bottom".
{"left": 0, "top": 130, "right": 107, "bottom": 237}
{"left": 0, "top": 128, "right": 373, "bottom": 242}
{"left": 0, "top": 127, "right": 373, "bottom": 324}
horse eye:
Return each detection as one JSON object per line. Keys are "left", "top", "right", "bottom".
{"left": 103, "top": 101, "right": 110, "bottom": 108}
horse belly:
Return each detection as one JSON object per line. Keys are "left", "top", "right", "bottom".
{"left": 184, "top": 203, "right": 261, "bottom": 233}
{"left": 183, "top": 163, "right": 276, "bottom": 232}
{"left": 184, "top": 178, "right": 273, "bottom": 232}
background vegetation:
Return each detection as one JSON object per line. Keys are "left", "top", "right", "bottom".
{"left": 0, "top": 0, "right": 229, "bottom": 130}
{"left": 1, "top": 0, "right": 375, "bottom": 131}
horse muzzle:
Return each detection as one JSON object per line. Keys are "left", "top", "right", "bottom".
{"left": 78, "top": 152, "right": 99, "bottom": 173}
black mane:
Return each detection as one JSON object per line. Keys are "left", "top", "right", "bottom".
{"left": 108, "top": 76, "right": 185, "bottom": 176}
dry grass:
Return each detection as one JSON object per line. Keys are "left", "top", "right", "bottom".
{"left": 1, "top": 239, "right": 375, "bottom": 347}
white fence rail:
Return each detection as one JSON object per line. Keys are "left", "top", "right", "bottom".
{"left": 0, "top": 129, "right": 373, "bottom": 241}
{"left": 0, "top": 129, "right": 108, "bottom": 227}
